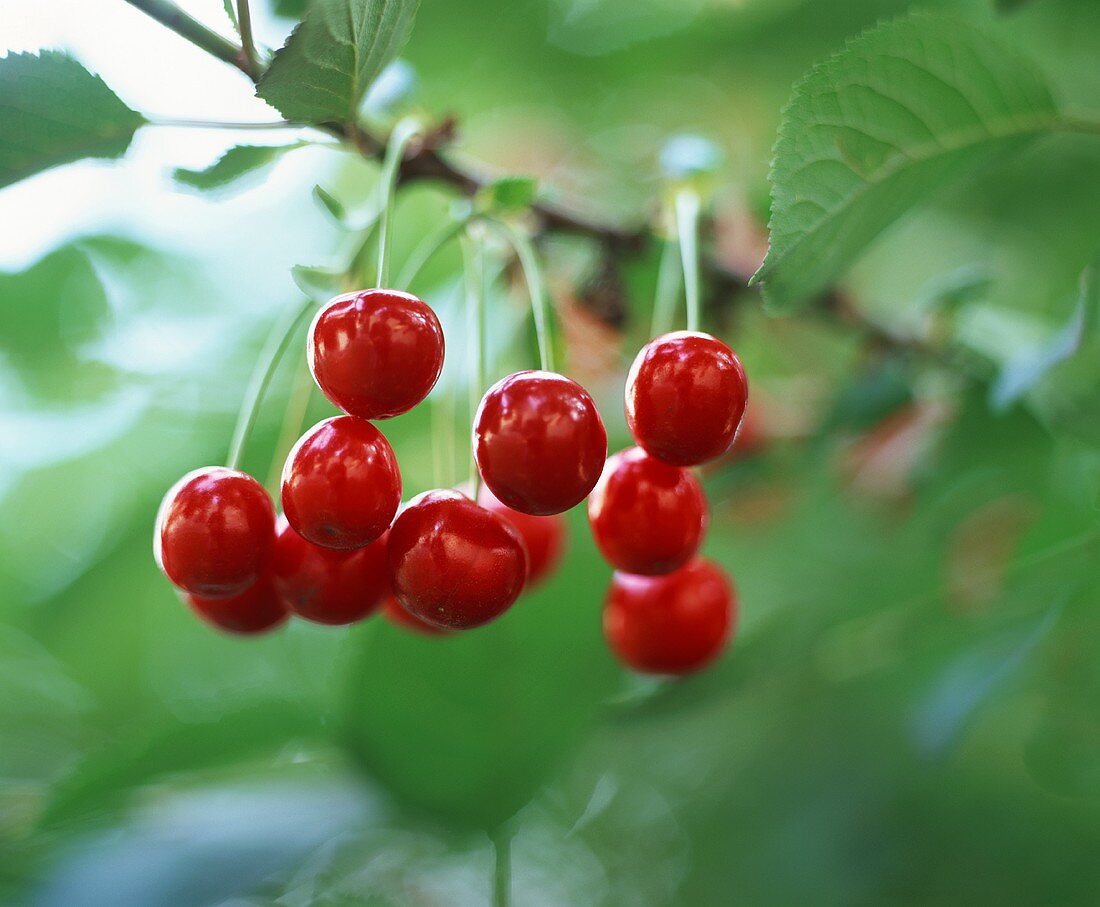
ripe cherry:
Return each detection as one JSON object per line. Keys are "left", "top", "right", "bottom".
{"left": 155, "top": 467, "right": 276, "bottom": 598}
{"left": 474, "top": 370, "right": 607, "bottom": 516}
{"left": 387, "top": 489, "right": 527, "bottom": 630}
{"left": 626, "top": 331, "right": 748, "bottom": 466}
{"left": 604, "top": 558, "right": 735, "bottom": 675}
{"left": 186, "top": 576, "right": 289, "bottom": 636}
{"left": 272, "top": 515, "right": 388, "bottom": 625}
{"left": 588, "top": 446, "right": 707, "bottom": 575}
{"left": 382, "top": 594, "right": 449, "bottom": 636}
{"left": 309, "top": 288, "right": 445, "bottom": 420}
{"left": 281, "top": 415, "right": 401, "bottom": 550}
{"left": 477, "top": 485, "right": 566, "bottom": 587}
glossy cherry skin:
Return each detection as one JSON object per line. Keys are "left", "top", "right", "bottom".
{"left": 387, "top": 489, "right": 528, "bottom": 630}
{"left": 382, "top": 594, "right": 449, "bottom": 636}
{"left": 477, "top": 485, "right": 566, "bottom": 587}
{"left": 155, "top": 467, "right": 276, "bottom": 598}
{"left": 587, "top": 446, "right": 707, "bottom": 575}
{"left": 186, "top": 576, "right": 289, "bottom": 636}
{"left": 474, "top": 370, "right": 607, "bottom": 516}
{"left": 272, "top": 515, "right": 388, "bottom": 625}
{"left": 604, "top": 558, "right": 735, "bottom": 675}
{"left": 626, "top": 331, "right": 748, "bottom": 466}
{"left": 309, "top": 288, "right": 445, "bottom": 420}
{"left": 281, "top": 416, "right": 401, "bottom": 550}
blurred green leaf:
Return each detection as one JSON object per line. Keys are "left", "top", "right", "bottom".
{"left": 752, "top": 12, "right": 1059, "bottom": 312}
{"left": 0, "top": 51, "right": 145, "bottom": 189}
{"left": 477, "top": 176, "right": 538, "bottom": 213}
{"left": 223, "top": 0, "right": 240, "bottom": 33}
{"left": 313, "top": 184, "right": 349, "bottom": 224}
{"left": 270, "top": 0, "right": 310, "bottom": 18}
{"left": 0, "top": 244, "right": 110, "bottom": 397}
{"left": 173, "top": 143, "right": 304, "bottom": 192}
{"left": 257, "top": 0, "right": 421, "bottom": 124}
{"left": 291, "top": 264, "right": 344, "bottom": 299}
{"left": 340, "top": 513, "right": 620, "bottom": 829}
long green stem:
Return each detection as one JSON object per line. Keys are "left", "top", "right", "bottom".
{"left": 396, "top": 212, "right": 470, "bottom": 289}
{"left": 375, "top": 117, "right": 422, "bottom": 287}
{"left": 122, "top": 0, "right": 246, "bottom": 72}
{"left": 675, "top": 187, "right": 702, "bottom": 333}
{"left": 235, "top": 0, "right": 259, "bottom": 78}
{"left": 462, "top": 233, "right": 487, "bottom": 498}
{"left": 147, "top": 118, "right": 295, "bottom": 130}
{"left": 226, "top": 299, "right": 317, "bottom": 471}
{"left": 491, "top": 827, "right": 512, "bottom": 907}
{"left": 651, "top": 230, "right": 683, "bottom": 338}
{"left": 485, "top": 219, "right": 555, "bottom": 373}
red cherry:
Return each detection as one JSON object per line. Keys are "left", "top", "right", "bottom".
{"left": 387, "top": 489, "right": 528, "bottom": 630}
{"left": 477, "top": 485, "right": 566, "bottom": 587}
{"left": 587, "top": 446, "right": 707, "bottom": 575}
{"left": 186, "top": 576, "right": 289, "bottom": 636}
{"left": 473, "top": 370, "right": 607, "bottom": 516}
{"left": 155, "top": 467, "right": 276, "bottom": 598}
{"left": 382, "top": 594, "right": 449, "bottom": 636}
{"left": 308, "top": 288, "right": 445, "bottom": 420}
{"left": 626, "top": 331, "right": 748, "bottom": 466}
{"left": 281, "top": 416, "right": 401, "bottom": 550}
{"left": 272, "top": 515, "right": 388, "bottom": 625}
{"left": 604, "top": 558, "right": 735, "bottom": 675}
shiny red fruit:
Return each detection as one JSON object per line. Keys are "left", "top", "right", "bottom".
{"left": 281, "top": 416, "right": 401, "bottom": 550}
{"left": 186, "top": 576, "right": 289, "bottom": 636}
{"left": 382, "top": 594, "right": 449, "bottom": 636}
{"left": 309, "top": 288, "right": 445, "bottom": 420}
{"left": 272, "top": 515, "right": 388, "bottom": 625}
{"left": 387, "top": 489, "right": 528, "bottom": 630}
{"left": 604, "top": 558, "right": 735, "bottom": 675}
{"left": 477, "top": 485, "right": 566, "bottom": 587}
{"left": 474, "top": 370, "right": 607, "bottom": 516}
{"left": 587, "top": 446, "right": 707, "bottom": 575}
{"left": 626, "top": 331, "right": 748, "bottom": 466}
{"left": 155, "top": 467, "right": 276, "bottom": 598}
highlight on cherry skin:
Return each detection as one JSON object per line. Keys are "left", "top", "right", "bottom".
{"left": 604, "top": 557, "right": 736, "bottom": 675}
{"left": 281, "top": 415, "right": 402, "bottom": 551}
{"left": 308, "top": 288, "right": 445, "bottom": 420}
{"left": 272, "top": 515, "right": 389, "bottom": 626}
{"left": 587, "top": 446, "right": 708, "bottom": 576}
{"left": 626, "top": 330, "right": 748, "bottom": 467}
{"left": 186, "top": 576, "right": 289, "bottom": 636}
{"left": 154, "top": 466, "right": 276, "bottom": 599}
{"left": 386, "top": 488, "right": 529, "bottom": 631}
{"left": 473, "top": 370, "right": 608, "bottom": 516}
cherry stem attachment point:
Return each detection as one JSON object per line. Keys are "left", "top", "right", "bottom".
{"left": 226, "top": 298, "right": 317, "bottom": 472}
{"left": 376, "top": 117, "right": 423, "bottom": 288}
{"left": 674, "top": 187, "right": 702, "bottom": 333}
{"left": 486, "top": 218, "right": 555, "bottom": 374}
{"left": 462, "top": 231, "right": 488, "bottom": 499}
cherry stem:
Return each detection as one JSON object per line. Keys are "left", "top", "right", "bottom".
{"left": 235, "top": 0, "right": 259, "bottom": 79}
{"left": 123, "top": 0, "right": 247, "bottom": 74}
{"left": 650, "top": 231, "right": 683, "bottom": 338}
{"left": 396, "top": 209, "right": 471, "bottom": 289}
{"left": 486, "top": 218, "right": 555, "bottom": 374}
{"left": 491, "top": 827, "right": 512, "bottom": 907}
{"left": 226, "top": 298, "right": 317, "bottom": 472}
{"left": 375, "top": 117, "right": 422, "bottom": 288}
{"left": 264, "top": 362, "right": 314, "bottom": 494}
{"left": 462, "top": 231, "right": 488, "bottom": 499}
{"left": 675, "top": 187, "right": 702, "bottom": 333}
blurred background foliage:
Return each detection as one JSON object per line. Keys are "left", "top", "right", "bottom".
{"left": 2, "top": 0, "right": 1100, "bottom": 904}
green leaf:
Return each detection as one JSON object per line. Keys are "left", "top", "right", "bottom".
{"left": 0, "top": 51, "right": 146, "bottom": 189}
{"left": 752, "top": 13, "right": 1060, "bottom": 312}
{"left": 313, "top": 184, "right": 349, "bottom": 224}
{"left": 223, "top": 0, "right": 240, "bottom": 33}
{"left": 292, "top": 263, "right": 345, "bottom": 299}
{"left": 477, "top": 176, "right": 538, "bottom": 213}
{"left": 257, "top": 0, "right": 421, "bottom": 124}
{"left": 173, "top": 143, "right": 304, "bottom": 192}
{"left": 340, "top": 512, "right": 621, "bottom": 829}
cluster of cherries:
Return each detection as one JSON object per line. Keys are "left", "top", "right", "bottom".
{"left": 154, "top": 286, "right": 748, "bottom": 675}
